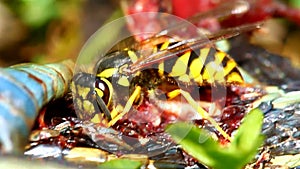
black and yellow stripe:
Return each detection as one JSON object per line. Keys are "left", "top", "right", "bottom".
{"left": 72, "top": 38, "right": 244, "bottom": 127}
{"left": 111, "top": 41, "right": 243, "bottom": 84}
{"left": 137, "top": 41, "right": 244, "bottom": 85}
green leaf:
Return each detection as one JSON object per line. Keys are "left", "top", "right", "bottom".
{"left": 289, "top": 0, "right": 300, "bottom": 8}
{"left": 229, "top": 108, "right": 265, "bottom": 168}
{"left": 19, "top": 0, "right": 59, "bottom": 28}
{"left": 166, "top": 108, "right": 265, "bottom": 169}
{"left": 230, "top": 108, "right": 264, "bottom": 154}
{"left": 166, "top": 123, "right": 241, "bottom": 169}
{"left": 98, "top": 159, "right": 142, "bottom": 169}
{"left": 166, "top": 123, "right": 222, "bottom": 167}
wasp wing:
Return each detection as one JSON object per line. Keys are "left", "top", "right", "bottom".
{"left": 128, "top": 22, "right": 263, "bottom": 73}
{"left": 122, "top": 0, "right": 250, "bottom": 51}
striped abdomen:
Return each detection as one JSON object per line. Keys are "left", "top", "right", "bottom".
{"left": 156, "top": 47, "right": 244, "bottom": 85}
{"left": 97, "top": 45, "right": 244, "bottom": 88}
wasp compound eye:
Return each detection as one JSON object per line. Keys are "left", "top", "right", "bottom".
{"left": 95, "top": 77, "right": 111, "bottom": 105}
{"left": 95, "top": 77, "right": 113, "bottom": 121}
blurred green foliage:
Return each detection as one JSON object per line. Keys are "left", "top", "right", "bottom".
{"left": 289, "top": 0, "right": 300, "bottom": 8}
{"left": 166, "top": 108, "right": 264, "bottom": 169}
{"left": 77, "top": 8, "right": 124, "bottom": 65}
{"left": 98, "top": 159, "right": 142, "bottom": 169}
{"left": 11, "top": 0, "right": 60, "bottom": 29}
{"left": 1, "top": 0, "right": 85, "bottom": 65}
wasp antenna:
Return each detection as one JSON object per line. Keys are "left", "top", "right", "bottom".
{"left": 96, "top": 94, "right": 112, "bottom": 121}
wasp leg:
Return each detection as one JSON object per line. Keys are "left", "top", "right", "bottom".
{"left": 108, "top": 86, "right": 142, "bottom": 127}
{"left": 179, "top": 89, "right": 232, "bottom": 142}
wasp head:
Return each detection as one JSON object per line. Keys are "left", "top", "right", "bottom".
{"left": 71, "top": 72, "right": 112, "bottom": 122}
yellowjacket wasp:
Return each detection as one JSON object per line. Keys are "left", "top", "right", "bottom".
{"left": 71, "top": 0, "right": 262, "bottom": 142}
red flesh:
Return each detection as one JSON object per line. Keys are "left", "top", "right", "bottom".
{"left": 124, "top": 0, "right": 300, "bottom": 41}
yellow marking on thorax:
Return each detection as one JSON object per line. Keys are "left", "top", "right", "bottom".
{"left": 128, "top": 50, "right": 138, "bottom": 63}
{"left": 160, "top": 41, "right": 170, "bottom": 50}
{"left": 158, "top": 62, "right": 164, "bottom": 76}
{"left": 169, "top": 51, "right": 191, "bottom": 77}
{"left": 117, "top": 76, "right": 130, "bottom": 87}
{"left": 98, "top": 68, "right": 117, "bottom": 78}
